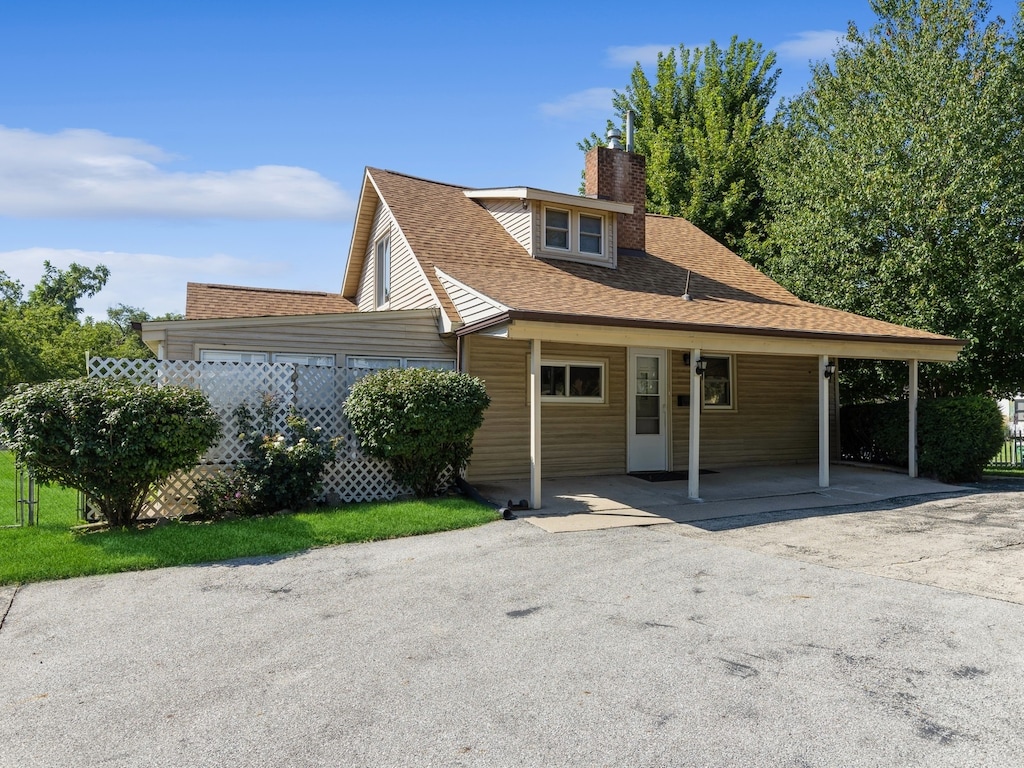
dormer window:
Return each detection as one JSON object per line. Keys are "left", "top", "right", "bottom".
{"left": 544, "top": 209, "right": 570, "bottom": 250}
{"left": 464, "top": 187, "right": 630, "bottom": 269}
{"left": 579, "top": 214, "right": 603, "bottom": 254}
{"left": 541, "top": 206, "right": 608, "bottom": 262}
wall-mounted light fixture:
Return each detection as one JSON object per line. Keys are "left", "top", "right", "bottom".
{"left": 695, "top": 357, "right": 708, "bottom": 376}
{"left": 823, "top": 360, "right": 836, "bottom": 379}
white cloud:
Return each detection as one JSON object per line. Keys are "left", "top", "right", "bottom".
{"left": 776, "top": 30, "right": 844, "bottom": 60}
{"left": 606, "top": 44, "right": 674, "bottom": 67}
{"left": 0, "top": 247, "right": 290, "bottom": 319}
{"left": 0, "top": 126, "right": 354, "bottom": 219}
{"left": 539, "top": 88, "right": 616, "bottom": 119}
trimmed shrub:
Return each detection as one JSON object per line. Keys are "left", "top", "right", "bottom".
{"left": 194, "top": 395, "right": 340, "bottom": 517}
{"left": 840, "top": 396, "right": 1004, "bottom": 482}
{"left": 918, "top": 396, "right": 1004, "bottom": 482}
{"left": 0, "top": 378, "right": 221, "bottom": 526}
{"left": 344, "top": 367, "right": 490, "bottom": 498}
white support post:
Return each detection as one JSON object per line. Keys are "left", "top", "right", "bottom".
{"left": 819, "top": 355, "right": 830, "bottom": 488}
{"left": 908, "top": 359, "right": 919, "bottom": 478}
{"left": 529, "top": 338, "right": 542, "bottom": 509}
{"left": 688, "top": 348, "right": 702, "bottom": 500}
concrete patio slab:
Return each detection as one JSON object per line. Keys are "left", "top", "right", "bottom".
{"left": 475, "top": 464, "right": 965, "bottom": 532}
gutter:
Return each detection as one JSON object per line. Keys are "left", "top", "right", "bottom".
{"left": 454, "top": 309, "right": 966, "bottom": 348}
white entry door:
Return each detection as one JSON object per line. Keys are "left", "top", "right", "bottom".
{"left": 628, "top": 348, "right": 668, "bottom": 472}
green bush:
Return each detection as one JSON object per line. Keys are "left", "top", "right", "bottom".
{"left": 344, "top": 368, "right": 490, "bottom": 498}
{"left": 0, "top": 378, "right": 221, "bottom": 526}
{"left": 918, "top": 396, "right": 1005, "bottom": 482}
{"left": 840, "top": 396, "right": 1004, "bottom": 482}
{"left": 195, "top": 395, "right": 340, "bottom": 517}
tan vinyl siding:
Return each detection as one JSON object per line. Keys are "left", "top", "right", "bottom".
{"left": 436, "top": 272, "right": 504, "bottom": 326}
{"left": 670, "top": 349, "right": 692, "bottom": 469}
{"left": 465, "top": 337, "right": 626, "bottom": 482}
{"left": 356, "top": 199, "right": 437, "bottom": 312}
{"left": 541, "top": 342, "right": 626, "bottom": 477}
{"left": 480, "top": 199, "right": 533, "bottom": 253}
{"left": 160, "top": 312, "right": 454, "bottom": 363}
{"left": 671, "top": 353, "right": 821, "bottom": 470}
{"left": 465, "top": 337, "right": 531, "bottom": 482}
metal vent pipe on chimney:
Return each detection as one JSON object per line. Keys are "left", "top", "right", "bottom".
{"left": 607, "top": 128, "right": 623, "bottom": 150}
{"left": 626, "top": 110, "right": 635, "bottom": 152}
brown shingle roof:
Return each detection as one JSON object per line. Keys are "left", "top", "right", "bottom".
{"left": 368, "top": 168, "right": 957, "bottom": 345}
{"left": 185, "top": 283, "right": 357, "bottom": 320}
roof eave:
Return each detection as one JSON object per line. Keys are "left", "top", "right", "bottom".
{"left": 456, "top": 309, "right": 965, "bottom": 350}
{"left": 463, "top": 187, "right": 634, "bottom": 214}
{"left": 341, "top": 168, "right": 379, "bottom": 299}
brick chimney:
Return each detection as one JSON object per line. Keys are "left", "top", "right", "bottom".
{"left": 584, "top": 133, "right": 646, "bottom": 253}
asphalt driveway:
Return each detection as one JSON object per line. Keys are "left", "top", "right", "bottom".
{"left": 2, "top": 483, "right": 1023, "bottom": 767}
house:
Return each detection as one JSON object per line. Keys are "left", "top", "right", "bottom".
{"left": 140, "top": 136, "right": 965, "bottom": 507}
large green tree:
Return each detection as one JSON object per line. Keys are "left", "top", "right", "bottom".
{"left": 0, "top": 264, "right": 163, "bottom": 394}
{"left": 28, "top": 261, "right": 110, "bottom": 320}
{"left": 759, "top": 0, "right": 1024, "bottom": 399}
{"left": 581, "top": 36, "right": 779, "bottom": 257}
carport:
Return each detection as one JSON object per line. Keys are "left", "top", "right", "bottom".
{"left": 476, "top": 464, "right": 964, "bottom": 532}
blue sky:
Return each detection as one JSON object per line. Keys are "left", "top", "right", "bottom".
{"left": 0, "top": 0, "right": 1018, "bottom": 319}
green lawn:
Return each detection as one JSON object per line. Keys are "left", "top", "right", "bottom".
{"left": 984, "top": 467, "right": 1024, "bottom": 477}
{"left": 0, "top": 452, "right": 498, "bottom": 585}
{"left": 0, "top": 450, "right": 80, "bottom": 527}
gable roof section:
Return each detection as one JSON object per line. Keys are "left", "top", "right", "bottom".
{"left": 343, "top": 168, "right": 461, "bottom": 326}
{"left": 341, "top": 170, "right": 380, "bottom": 299}
{"left": 368, "top": 168, "right": 960, "bottom": 349}
{"left": 185, "top": 283, "right": 356, "bottom": 320}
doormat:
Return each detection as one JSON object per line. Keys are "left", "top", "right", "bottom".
{"left": 628, "top": 470, "right": 717, "bottom": 483}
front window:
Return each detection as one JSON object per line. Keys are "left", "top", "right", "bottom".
{"left": 200, "top": 350, "right": 268, "bottom": 363}
{"left": 405, "top": 359, "right": 457, "bottom": 371}
{"left": 272, "top": 353, "right": 336, "bottom": 367}
{"left": 347, "top": 356, "right": 401, "bottom": 370}
{"left": 579, "top": 214, "right": 603, "bottom": 254}
{"left": 375, "top": 236, "right": 391, "bottom": 306}
{"left": 544, "top": 209, "right": 570, "bottom": 250}
{"left": 346, "top": 356, "right": 456, "bottom": 371}
{"left": 540, "top": 361, "right": 604, "bottom": 403}
{"left": 702, "top": 355, "right": 733, "bottom": 409}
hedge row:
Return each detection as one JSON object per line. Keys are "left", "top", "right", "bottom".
{"left": 840, "top": 396, "right": 1004, "bottom": 482}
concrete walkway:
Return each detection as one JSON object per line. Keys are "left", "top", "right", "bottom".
{"left": 476, "top": 465, "right": 964, "bottom": 532}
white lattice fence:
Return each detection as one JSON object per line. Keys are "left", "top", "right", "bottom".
{"left": 88, "top": 357, "right": 407, "bottom": 517}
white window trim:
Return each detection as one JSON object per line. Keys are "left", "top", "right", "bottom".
{"left": 375, "top": 235, "right": 391, "bottom": 308}
{"left": 539, "top": 359, "right": 607, "bottom": 404}
{"left": 540, "top": 206, "right": 610, "bottom": 264}
{"left": 543, "top": 207, "right": 571, "bottom": 251}
{"left": 578, "top": 212, "right": 604, "bottom": 255}
{"left": 702, "top": 353, "right": 736, "bottom": 411}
